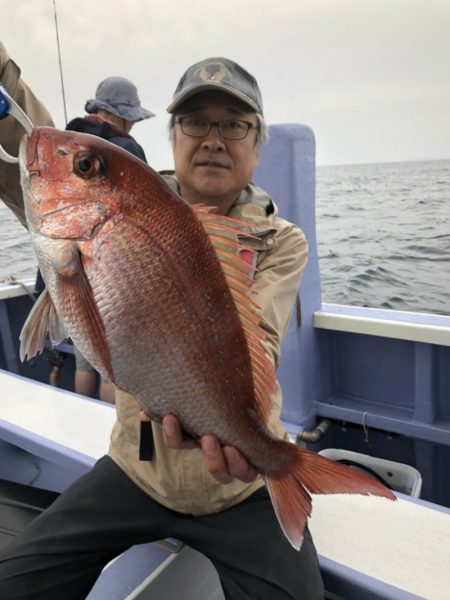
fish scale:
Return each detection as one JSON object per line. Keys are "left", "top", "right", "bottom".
{"left": 100, "top": 224, "right": 250, "bottom": 411}
{"left": 19, "top": 126, "right": 397, "bottom": 550}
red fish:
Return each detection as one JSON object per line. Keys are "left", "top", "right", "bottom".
{"left": 19, "top": 127, "right": 396, "bottom": 549}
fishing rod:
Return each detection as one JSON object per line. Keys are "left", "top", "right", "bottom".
{"left": 52, "top": 0, "right": 68, "bottom": 125}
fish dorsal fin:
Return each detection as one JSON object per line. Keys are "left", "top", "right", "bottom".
{"left": 193, "top": 204, "right": 276, "bottom": 424}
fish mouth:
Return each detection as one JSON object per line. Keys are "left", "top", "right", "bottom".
{"left": 27, "top": 131, "right": 40, "bottom": 173}
{"left": 18, "top": 128, "right": 40, "bottom": 176}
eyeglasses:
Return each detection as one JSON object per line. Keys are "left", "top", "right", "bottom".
{"left": 176, "top": 116, "right": 257, "bottom": 140}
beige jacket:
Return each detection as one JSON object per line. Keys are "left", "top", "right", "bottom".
{"left": 0, "top": 42, "right": 54, "bottom": 226}
{"left": 0, "top": 43, "right": 308, "bottom": 515}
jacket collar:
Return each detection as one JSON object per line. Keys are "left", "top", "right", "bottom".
{"left": 159, "top": 171, "right": 278, "bottom": 229}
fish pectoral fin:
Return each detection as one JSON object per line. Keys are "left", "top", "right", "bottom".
{"left": 56, "top": 261, "right": 114, "bottom": 383}
{"left": 20, "top": 288, "right": 65, "bottom": 362}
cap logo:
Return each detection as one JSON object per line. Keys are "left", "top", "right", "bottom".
{"left": 198, "top": 62, "right": 228, "bottom": 83}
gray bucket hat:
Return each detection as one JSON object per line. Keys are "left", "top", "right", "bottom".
{"left": 167, "top": 57, "right": 263, "bottom": 116}
{"left": 85, "top": 76, "right": 154, "bottom": 122}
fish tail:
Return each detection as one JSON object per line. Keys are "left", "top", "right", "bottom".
{"left": 265, "top": 444, "right": 396, "bottom": 550}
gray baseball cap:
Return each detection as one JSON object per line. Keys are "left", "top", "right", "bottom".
{"left": 167, "top": 57, "right": 263, "bottom": 115}
{"left": 85, "top": 76, "right": 154, "bottom": 122}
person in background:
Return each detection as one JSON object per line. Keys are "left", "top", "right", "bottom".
{"left": 67, "top": 75, "right": 153, "bottom": 161}
{"left": 68, "top": 75, "right": 155, "bottom": 403}
{"left": 0, "top": 44, "right": 325, "bottom": 599}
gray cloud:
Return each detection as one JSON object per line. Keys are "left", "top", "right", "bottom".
{"left": 1, "top": 0, "right": 449, "bottom": 167}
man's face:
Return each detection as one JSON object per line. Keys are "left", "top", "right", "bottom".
{"left": 172, "top": 90, "right": 260, "bottom": 214}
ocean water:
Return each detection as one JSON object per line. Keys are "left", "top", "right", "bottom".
{"left": 0, "top": 159, "right": 449, "bottom": 315}
{"left": 0, "top": 204, "right": 38, "bottom": 282}
{"left": 316, "top": 159, "right": 450, "bottom": 315}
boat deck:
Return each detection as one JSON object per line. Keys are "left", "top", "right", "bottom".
{"left": 1, "top": 369, "right": 449, "bottom": 599}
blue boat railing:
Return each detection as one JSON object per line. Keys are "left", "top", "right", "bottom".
{"left": 1, "top": 123, "right": 450, "bottom": 509}
{"left": 253, "top": 124, "right": 450, "bottom": 508}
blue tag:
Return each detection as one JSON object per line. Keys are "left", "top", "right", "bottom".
{"left": 0, "top": 85, "right": 11, "bottom": 120}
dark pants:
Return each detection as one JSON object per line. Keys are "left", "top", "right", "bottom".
{"left": 0, "top": 456, "right": 325, "bottom": 600}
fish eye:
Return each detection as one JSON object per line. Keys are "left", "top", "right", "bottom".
{"left": 74, "top": 152, "right": 103, "bottom": 178}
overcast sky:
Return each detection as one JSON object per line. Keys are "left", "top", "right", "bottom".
{"left": 1, "top": 0, "right": 449, "bottom": 169}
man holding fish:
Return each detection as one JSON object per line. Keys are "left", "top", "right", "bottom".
{"left": 0, "top": 42, "right": 394, "bottom": 599}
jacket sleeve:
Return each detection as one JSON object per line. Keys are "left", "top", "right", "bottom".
{"left": 253, "top": 221, "right": 308, "bottom": 367}
{"left": 0, "top": 41, "right": 54, "bottom": 226}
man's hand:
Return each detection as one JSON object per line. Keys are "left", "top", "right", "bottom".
{"left": 200, "top": 434, "right": 258, "bottom": 484}
{"left": 139, "top": 411, "right": 258, "bottom": 484}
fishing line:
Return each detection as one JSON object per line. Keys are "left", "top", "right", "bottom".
{"left": 52, "top": 0, "right": 68, "bottom": 125}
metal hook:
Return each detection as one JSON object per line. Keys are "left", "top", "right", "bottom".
{"left": 0, "top": 83, "right": 33, "bottom": 163}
